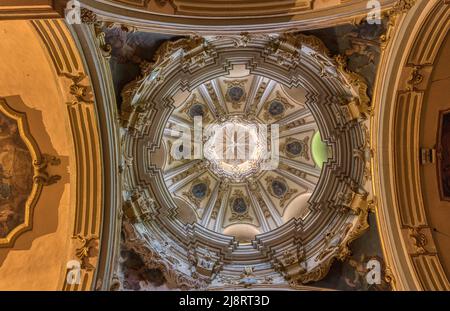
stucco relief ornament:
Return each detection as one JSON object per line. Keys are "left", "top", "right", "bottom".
{"left": 380, "top": 0, "right": 418, "bottom": 50}
{"left": 334, "top": 55, "right": 371, "bottom": 117}
{"left": 80, "top": 9, "right": 112, "bottom": 59}
{"left": 406, "top": 65, "right": 424, "bottom": 91}
{"left": 408, "top": 226, "right": 428, "bottom": 255}
{"left": 74, "top": 234, "right": 97, "bottom": 270}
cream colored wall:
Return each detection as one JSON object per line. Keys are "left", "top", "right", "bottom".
{"left": 420, "top": 32, "right": 450, "bottom": 279}
{"left": 0, "top": 20, "right": 77, "bottom": 290}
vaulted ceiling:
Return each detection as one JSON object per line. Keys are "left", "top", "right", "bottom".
{"left": 0, "top": 0, "right": 449, "bottom": 292}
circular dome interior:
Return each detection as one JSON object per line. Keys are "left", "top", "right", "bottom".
{"left": 162, "top": 66, "right": 324, "bottom": 241}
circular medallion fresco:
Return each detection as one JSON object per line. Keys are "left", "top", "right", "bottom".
{"left": 191, "top": 182, "right": 208, "bottom": 199}
{"left": 232, "top": 197, "right": 247, "bottom": 214}
{"left": 189, "top": 103, "right": 205, "bottom": 118}
{"left": 271, "top": 180, "right": 288, "bottom": 197}
{"left": 286, "top": 141, "right": 303, "bottom": 156}
{"left": 227, "top": 86, "right": 245, "bottom": 103}
{"left": 268, "top": 100, "right": 285, "bottom": 116}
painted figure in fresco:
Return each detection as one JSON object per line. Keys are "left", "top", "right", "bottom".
{"left": 344, "top": 254, "right": 369, "bottom": 289}
{"left": 0, "top": 164, "right": 11, "bottom": 200}
{"left": 271, "top": 180, "right": 287, "bottom": 197}
{"left": 104, "top": 27, "right": 142, "bottom": 64}
{"left": 119, "top": 249, "right": 167, "bottom": 290}
{"left": 232, "top": 197, "right": 247, "bottom": 214}
{"left": 344, "top": 254, "right": 390, "bottom": 291}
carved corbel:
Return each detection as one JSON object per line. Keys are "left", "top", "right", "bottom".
{"left": 180, "top": 37, "right": 216, "bottom": 71}
{"left": 264, "top": 36, "right": 301, "bottom": 69}
{"left": 340, "top": 97, "right": 372, "bottom": 121}
{"left": 337, "top": 189, "right": 372, "bottom": 236}
{"left": 293, "top": 256, "right": 336, "bottom": 285}
{"left": 188, "top": 246, "right": 222, "bottom": 281}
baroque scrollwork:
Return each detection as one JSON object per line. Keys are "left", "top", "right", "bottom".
{"left": 33, "top": 154, "right": 61, "bottom": 186}
{"left": 74, "top": 234, "right": 97, "bottom": 270}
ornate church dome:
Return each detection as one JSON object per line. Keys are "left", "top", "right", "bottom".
{"left": 119, "top": 33, "right": 372, "bottom": 288}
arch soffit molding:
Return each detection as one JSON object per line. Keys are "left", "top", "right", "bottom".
{"left": 29, "top": 19, "right": 105, "bottom": 291}
{"left": 79, "top": 0, "right": 398, "bottom": 35}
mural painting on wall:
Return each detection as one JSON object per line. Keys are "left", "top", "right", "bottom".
{"left": 0, "top": 100, "right": 35, "bottom": 244}
{"left": 304, "top": 19, "right": 387, "bottom": 98}
{"left": 438, "top": 110, "right": 450, "bottom": 200}
{"left": 103, "top": 26, "right": 177, "bottom": 106}
{"left": 314, "top": 214, "right": 392, "bottom": 291}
